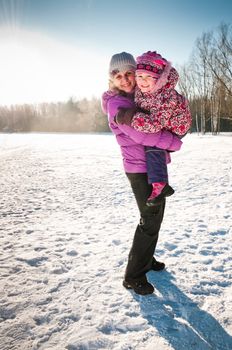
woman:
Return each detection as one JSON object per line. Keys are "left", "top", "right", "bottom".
{"left": 101, "top": 52, "right": 182, "bottom": 295}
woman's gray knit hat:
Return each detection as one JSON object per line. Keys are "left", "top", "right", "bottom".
{"left": 109, "top": 52, "right": 136, "bottom": 74}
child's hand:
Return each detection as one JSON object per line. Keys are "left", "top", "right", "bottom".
{"left": 115, "top": 107, "right": 137, "bottom": 125}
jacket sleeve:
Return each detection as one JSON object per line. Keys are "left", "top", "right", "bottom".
{"left": 167, "top": 98, "right": 192, "bottom": 136}
{"left": 106, "top": 94, "right": 182, "bottom": 151}
{"left": 116, "top": 123, "right": 182, "bottom": 151}
{"left": 131, "top": 110, "right": 163, "bottom": 133}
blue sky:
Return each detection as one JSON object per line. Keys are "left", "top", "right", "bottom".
{"left": 8, "top": 0, "right": 232, "bottom": 62}
{"left": 0, "top": 0, "right": 232, "bottom": 104}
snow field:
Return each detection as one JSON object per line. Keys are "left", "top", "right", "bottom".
{"left": 0, "top": 133, "right": 231, "bottom": 350}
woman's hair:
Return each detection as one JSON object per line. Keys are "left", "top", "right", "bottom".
{"left": 108, "top": 78, "right": 127, "bottom": 96}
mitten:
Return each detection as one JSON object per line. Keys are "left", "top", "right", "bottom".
{"left": 115, "top": 107, "right": 137, "bottom": 125}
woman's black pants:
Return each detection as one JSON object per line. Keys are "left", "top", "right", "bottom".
{"left": 125, "top": 173, "right": 165, "bottom": 280}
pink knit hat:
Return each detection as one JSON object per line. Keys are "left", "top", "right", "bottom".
{"left": 136, "top": 51, "right": 172, "bottom": 90}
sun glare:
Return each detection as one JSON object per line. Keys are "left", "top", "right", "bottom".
{"left": 0, "top": 27, "right": 108, "bottom": 106}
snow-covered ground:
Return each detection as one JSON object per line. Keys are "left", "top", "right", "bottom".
{"left": 0, "top": 132, "right": 231, "bottom": 350}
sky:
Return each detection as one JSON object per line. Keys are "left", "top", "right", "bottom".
{"left": 0, "top": 0, "right": 232, "bottom": 105}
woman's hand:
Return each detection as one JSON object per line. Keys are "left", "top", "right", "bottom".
{"left": 115, "top": 107, "right": 137, "bottom": 125}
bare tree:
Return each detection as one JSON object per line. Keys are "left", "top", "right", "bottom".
{"left": 208, "top": 23, "right": 232, "bottom": 97}
{"left": 178, "top": 22, "right": 232, "bottom": 134}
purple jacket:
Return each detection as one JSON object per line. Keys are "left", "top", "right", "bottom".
{"left": 101, "top": 91, "right": 182, "bottom": 173}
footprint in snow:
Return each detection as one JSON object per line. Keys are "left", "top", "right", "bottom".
{"left": 164, "top": 243, "right": 178, "bottom": 251}
{"left": 16, "top": 256, "right": 48, "bottom": 267}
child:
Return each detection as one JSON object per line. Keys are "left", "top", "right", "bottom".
{"left": 116, "top": 51, "right": 192, "bottom": 206}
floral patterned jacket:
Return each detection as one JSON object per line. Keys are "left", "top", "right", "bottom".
{"left": 132, "top": 68, "right": 192, "bottom": 136}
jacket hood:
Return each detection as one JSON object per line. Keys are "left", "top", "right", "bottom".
{"left": 153, "top": 67, "right": 179, "bottom": 93}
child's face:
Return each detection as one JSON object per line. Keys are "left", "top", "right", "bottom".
{"left": 135, "top": 72, "right": 157, "bottom": 93}
{"left": 111, "top": 70, "right": 136, "bottom": 93}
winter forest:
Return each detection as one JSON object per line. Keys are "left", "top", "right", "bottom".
{"left": 1, "top": 23, "right": 232, "bottom": 134}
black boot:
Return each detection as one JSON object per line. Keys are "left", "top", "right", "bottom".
{"left": 146, "top": 184, "right": 175, "bottom": 207}
{"left": 123, "top": 276, "right": 154, "bottom": 295}
{"left": 151, "top": 258, "right": 165, "bottom": 271}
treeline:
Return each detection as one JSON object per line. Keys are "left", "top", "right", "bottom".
{"left": 0, "top": 97, "right": 110, "bottom": 133}
{"left": 1, "top": 23, "right": 232, "bottom": 134}
{"left": 178, "top": 23, "right": 232, "bottom": 134}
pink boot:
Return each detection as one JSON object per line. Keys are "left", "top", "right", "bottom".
{"left": 146, "top": 182, "right": 175, "bottom": 206}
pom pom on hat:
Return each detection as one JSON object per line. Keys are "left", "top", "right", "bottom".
{"left": 109, "top": 52, "right": 136, "bottom": 75}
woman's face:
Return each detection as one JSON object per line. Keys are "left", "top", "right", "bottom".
{"left": 135, "top": 72, "right": 157, "bottom": 93}
{"left": 111, "top": 70, "right": 136, "bottom": 93}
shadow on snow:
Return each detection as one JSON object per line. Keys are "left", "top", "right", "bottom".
{"left": 133, "top": 271, "right": 232, "bottom": 350}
